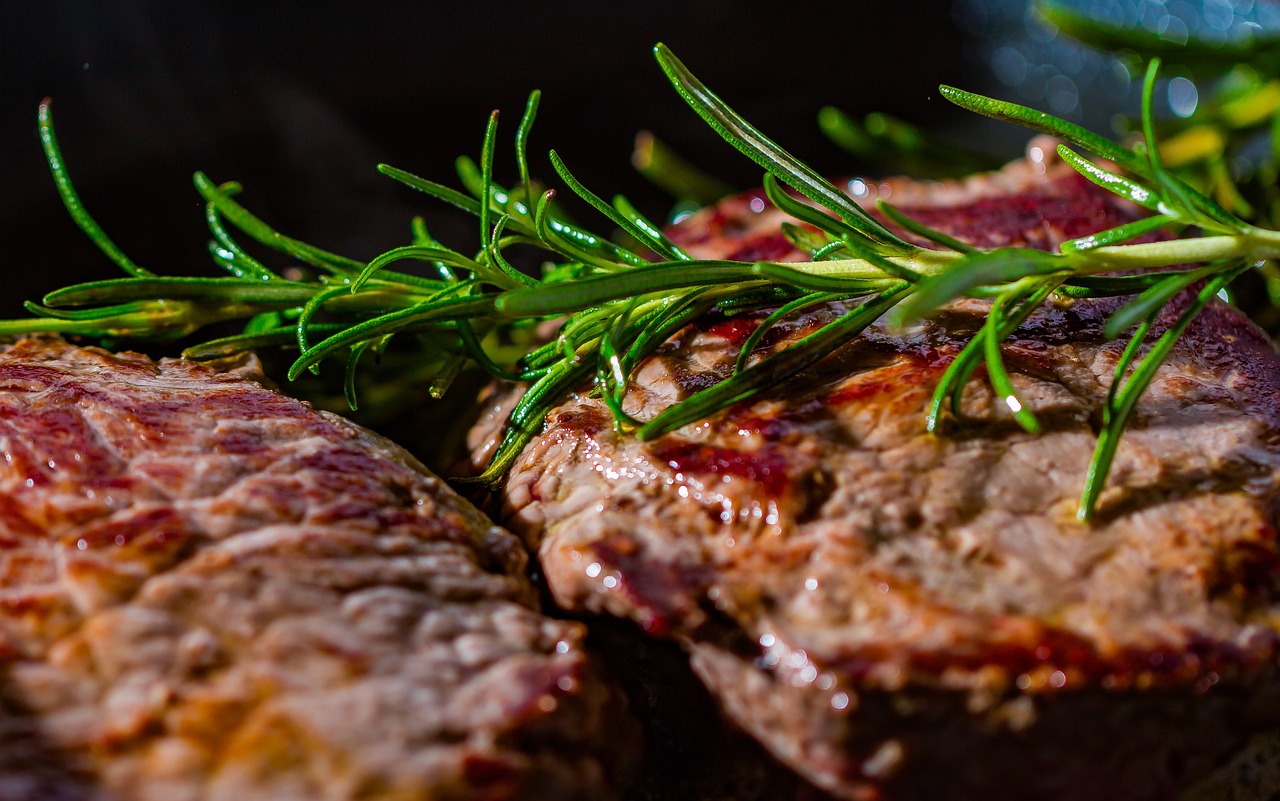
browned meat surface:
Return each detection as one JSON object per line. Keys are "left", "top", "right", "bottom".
{"left": 470, "top": 143, "right": 1280, "bottom": 800}
{"left": 0, "top": 336, "right": 632, "bottom": 801}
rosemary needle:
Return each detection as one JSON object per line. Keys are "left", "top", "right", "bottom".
{"left": 16, "top": 44, "right": 1280, "bottom": 523}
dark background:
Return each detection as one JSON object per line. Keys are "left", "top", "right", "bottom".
{"left": 1, "top": 0, "right": 1004, "bottom": 322}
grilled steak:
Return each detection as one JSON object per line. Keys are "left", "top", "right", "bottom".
{"left": 470, "top": 142, "right": 1280, "bottom": 800}
{"left": 0, "top": 336, "right": 630, "bottom": 801}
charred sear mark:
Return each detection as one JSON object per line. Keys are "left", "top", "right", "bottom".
{"left": 1206, "top": 533, "right": 1280, "bottom": 612}
{"left": 645, "top": 348, "right": 734, "bottom": 398}
{"left": 793, "top": 466, "right": 835, "bottom": 524}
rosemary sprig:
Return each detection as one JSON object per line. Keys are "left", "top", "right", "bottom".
{"left": 1038, "top": 0, "right": 1280, "bottom": 323}
{"left": 15, "top": 47, "right": 1280, "bottom": 523}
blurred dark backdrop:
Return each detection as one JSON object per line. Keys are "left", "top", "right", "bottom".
{"left": 1, "top": 0, "right": 990, "bottom": 321}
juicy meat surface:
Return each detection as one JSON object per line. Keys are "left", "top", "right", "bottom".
{"left": 470, "top": 144, "right": 1280, "bottom": 800}
{"left": 0, "top": 336, "right": 630, "bottom": 801}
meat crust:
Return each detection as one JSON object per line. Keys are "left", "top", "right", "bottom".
{"left": 471, "top": 144, "right": 1280, "bottom": 800}
{"left": 0, "top": 336, "right": 631, "bottom": 801}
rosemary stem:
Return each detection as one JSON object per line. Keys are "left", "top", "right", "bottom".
{"left": 787, "top": 249, "right": 962, "bottom": 281}
{"left": 1084, "top": 233, "right": 1276, "bottom": 271}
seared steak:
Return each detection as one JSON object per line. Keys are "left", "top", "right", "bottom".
{"left": 470, "top": 143, "right": 1280, "bottom": 800}
{"left": 0, "top": 336, "right": 630, "bottom": 801}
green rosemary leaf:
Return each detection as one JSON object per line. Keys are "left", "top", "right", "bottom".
{"left": 1079, "top": 264, "right": 1249, "bottom": 521}
{"left": 631, "top": 130, "right": 735, "bottom": 205}
{"left": 204, "top": 181, "right": 278, "bottom": 282}
{"left": 534, "top": 190, "right": 606, "bottom": 270}
{"left": 44, "top": 276, "right": 319, "bottom": 308}
{"left": 734, "top": 291, "right": 845, "bottom": 374}
{"left": 894, "top": 249, "right": 1063, "bottom": 324}
{"left": 779, "top": 221, "right": 831, "bottom": 255}
{"left": 533, "top": 190, "right": 649, "bottom": 269}
{"left": 622, "top": 289, "right": 719, "bottom": 371}
{"left": 714, "top": 285, "right": 804, "bottom": 314}
{"left": 637, "top": 283, "right": 910, "bottom": 439}
{"left": 181, "top": 324, "right": 346, "bottom": 360}
{"left": 516, "top": 90, "right": 541, "bottom": 214}
{"left": 1056, "top": 145, "right": 1165, "bottom": 212}
{"left": 1138, "top": 61, "right": 1247, "bottom": 233}
{"left": 654, "top": 43, "right": 910, "bottom": 251}
{"left": 542, "top": 217, "right": 649, "bottom": 270}
{"left": 751, "top": 261, "right": 895, "bottom": 294}
{"left": 455, "top": 157, "right": 536, "bottom": 224}
{"left": 982, "top": 293, "right": 1039, "bottom": 434}
{"left": 480, "top": 111, "right": 501, "bottom": 256}
{"left": 761, "top": 172, "right": 862, "bottom": 244}
{"left": 455, "top": 154, "right": 485, "bottom": 200}
{"left": 288, "top": 294, "right": 496, "bottom": 380}
{"left": 241, "top": 312, "right": 283, "bottom": 336}
{"left": 875, "top": 200, "right": 978, "bottom": 254}
{"left": 812, "top": 240, "right": 854, "bottom": 260}
{"left": 1139, "top": 60, "right": 1199, "bottom": 218}
{"left": 380, "top": 263, "right": 468, "bottom": 293}
{"left": 1058, "top": 270, "right": 1198, "bottom": 297}
{"left": 838, "top": 236, "right": 925, "bottom": 281}
{"left": 1059, "top": 214, "right": 1177, "bottom": 254}
{"left": 353, "top": 246, "right": 483, "bottom": 292}
{"left": 1102, "top": 263, "right": 1225, "bottom": 340}
{"left": 938, "top": 85, "right": 1143, "bottom": 174}
{"left": 23, "top": 299, "right": 150, "bottom": 321}
{"left": 943, "top": 79, "right": 1244, "bottom": 234}
{"left": 297, "top": 285, "right": 351, "bottom": 372}
{"left": 385, "top": 164, "right": 544, "bottom": 243}
{"left": 0, "top": 308, "right": 172, "bottom": 338}
{"left": 428, "top": 349, "right": 469, "bottom": 400}
{"left": 495, "top": 260, "right": 760, "bottom": 316}
{"left": 380, "top": 164, "right": 493, "bottom": 223}
{"left": 603, "top": 299, "right": 659, "bottom": 390}
{"left": 517, "top": 337, "right": 563, "bottom": 372}
{"left": 343, "top": 339, "right": 374, "bottom": 409}
{"left": 467, "top": 355, "right": 595, "bottom": 486}
{"left": 597, "top": 299, "right": 647, "bottom": 431}
{"left": 550, "top": 150, "right": 687, "bottom": 262}
{"left": 38, "top": 100, "right": 153, "bottom": 279}
{"left": 484, "top": 215, "right": 541, "bottom": 288}
{"left": 553, "top": 306, "right": 615, "bottom": 360}
{"left": 207, "top": 243, "right": 246, "bottom": 279}
{"left": 1105, "top": 314, "right": 1156, "bottom": 424}
{"left": 759, "top": 179, "right": 927, "bottom": 282}
{"left": 612, "top": 194, "right": 692, "bottom": 261}
{"left": 926, "top": 330, "right": 986, "bottom": 433}
{"left": 0, "top": 317, "right": 74, "bottom": 336}
{"left": 927, "top": 278, "right": 1062, "bottom": 432}
{"left": 410, "top": 216, "right": 433, "bottom": 248}
{"left": 193, "top": 173, "right": 365, "bottom": 276}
